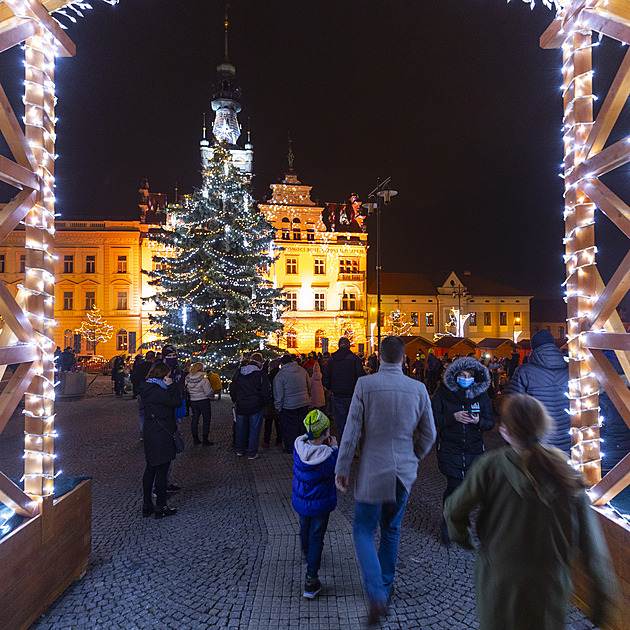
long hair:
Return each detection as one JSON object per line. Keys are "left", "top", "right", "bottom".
{"left": 189, "top": 362, "right": 204, "bottom": 375}
{"left": 501, "top": 394, "right": 587, "bottom": 496}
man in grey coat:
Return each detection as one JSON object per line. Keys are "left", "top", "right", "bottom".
{"left": 335, "top": 336, "right": 436, "bottom": 625}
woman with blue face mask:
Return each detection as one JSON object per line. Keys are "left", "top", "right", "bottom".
{"left": 431, "top": 356, "right": 494, "bottom": 544}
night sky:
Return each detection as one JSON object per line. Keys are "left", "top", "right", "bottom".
{"left": 2, "top": 0, "right": 630, "bottom": 301}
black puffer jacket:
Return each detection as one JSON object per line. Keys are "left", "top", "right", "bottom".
{"left": 230, "top": 365, "right": 272, "bottom": 415}
{"left": 432, "top": 358, "right": 494, "bottom": 476}
{"left": 508, "top": 343, "right": 571, "bottom": 453}
{"left": 139, "top": 380, "right": 182, "bottom": 466}
{"left": 322, "top": 347, "right": 364, "bottom": 397}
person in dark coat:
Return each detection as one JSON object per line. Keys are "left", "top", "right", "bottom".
{"left": 58, "top": 347, "right": 75, "bottom": 372}
{"left": 508, "top": 329, "right": 571, "bottom": 453}
{"left": 322, "top": 337, "right": 364, "bottom": 443}
{"left": 507, "top": 350, "right": 520, "bottom": 379}
{"left": 111, "top": 353, "right": 127, "bottom": 397}
{"left": 262, "top": 358, "right": 282, "bottom": 448}
{"left": 412, "top": 354, "right": 425, "bottom": 382}
{"left": 431, "top": 356, "right": 494, "bottom": 542}
{"left": 134, "top": 351, "right": 156, "bottom": 440}
{"left": 138, "top": 361, "right": 182, "bottom": 519}
{"left": 426, "top": 349, "right": 440, "bottom": 394}
{"left": 230, "top": 352, "right": 271, "bottom": 460}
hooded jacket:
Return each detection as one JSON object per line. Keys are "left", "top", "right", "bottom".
{"left": 322, "top": 347, "right": 364, "bottom": 397}
{"left": 229, "top": 365, "right": 271, "bottom": 415}
{"left": 508, "top": 343, "right": 571, "bottom": 453}
{"left": 292, "top": 434, "right": 338, "bottom": 516}
{"left": 185, "top": 371, "right": 212, "bottom": 401}
{"left": 431, "top": 357, "right": 494, "bottom": 460}
{"left": 273, "top": 362, "right": 311, "bottom": 410}
{"left": 445, "top": 447, "right": 617, "bottom": 630}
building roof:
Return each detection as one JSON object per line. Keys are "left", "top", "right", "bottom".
{"left": 434, "top": 336, "right": 477, "bottom": 349}
{"left": 368, "top": 271, "right": 529, "bottom": 297}
{"left": 477, "top": 338, "right": 518, "bottom": 349}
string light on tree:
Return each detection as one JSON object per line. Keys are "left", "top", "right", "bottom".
{"left": 75, "top": 305, "right": 113, "bottom": 353}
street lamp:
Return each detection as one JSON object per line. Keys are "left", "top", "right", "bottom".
{"left": 450, "top": 279, "right": 469, "bottom": 337}
{"left": 363, "top": 178, "right": 397, "bottom": 356}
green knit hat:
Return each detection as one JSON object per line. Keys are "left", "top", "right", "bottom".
{"left": 303, "top": 409, "right": 330, "bottom": 439}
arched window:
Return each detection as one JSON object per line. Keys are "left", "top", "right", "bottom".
{"left": 281, "top": 217, "right": 291, "bottom": 240}
{"left": 116, "top": 329, "right": 128, "bottom": 351}
{"left": 286, "top": 328, "right": 298, "bottom": 349}
{"left": 315, "top": 329, "right": 324, "bottom": 349}
{"left": 63, "top": 329, "right": 73, "bottom": 348}
{"left": 292, "top": 218, "right": 301, "bottom": 240}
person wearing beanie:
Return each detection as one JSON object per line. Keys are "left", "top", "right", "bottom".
{"left": 508, "top": 329, "right": 571, "bottom": 453}
{"left": 292, "top": 409, "right": 338, "bottom": 600}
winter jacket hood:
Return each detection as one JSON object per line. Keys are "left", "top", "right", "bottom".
{"left": 443, "top": 357, "right": 491, "bottom": 400}
{"left": 527, "top": 343, "right": 567, "bottom": 371}
{"left": 294, "top": 434, "right": 333, "bottom": 466}
{"left": 229, "top": 366, "right": 271, "bottom": 415}
{"left": 240, "top": 364, "right": 261, "bottom": 376}
{"left": 331, "top": 347, "right": 352, "bottom": 361}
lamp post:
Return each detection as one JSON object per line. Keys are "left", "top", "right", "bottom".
{"left": 363, "top": 179, "right": 397, "bottom": 356}
{"left": 450, "top": 279, "right": 469, "bottom": 337}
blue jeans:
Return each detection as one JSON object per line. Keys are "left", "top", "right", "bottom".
{"left": 235, "top": 410, "right": 264, "bottom": 457}
{"left": 299, "top": 513, "right": 330, "bottom": 578}
{"left": 353, "top": 478, "right": 409, "bottom": 604}
{"left": 333, "top": 396, "right": 352, "bottom": 443}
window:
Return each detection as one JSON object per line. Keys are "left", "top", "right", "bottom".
{"left": 117, "top": 255, "right": 127, "bottom": 274}
{"left": 292, "top": 218, "right": 301, "bottom": 240}
{"left": 307, "top": 226, "right": 315, "bottom": 241}
{"left": 314, "top": 259, "right": 325, "bottom": 275}
{"left": 514, "top": 312, "right": 521, "bottom": 326}
{"left": 286, "top": 292, "right": 298, "bottom": 311}
{"left": 63, "top": 255, "right": 73, "bottom": 273}
{"left": 315, "top": 329, "right": 324, "bottom": 349}
{"left": 342, "top": 292, "right": 357, "bottom": 311}
{"left": 339, "top": 258, "right": 359, "bottom": 274}
{"left": 63, "top": 329, "right": 73, "bottom": 348}
{"left": 281, "top": 218, "right": 290, "bottom": 240}
{"left": 558, "top": 326, "right": 565, "bottom": 339}
{"left": 85, "top": 339, "right": 96, "bottom": 354}
{"left": 500, "top": 311, "right": 507, "bottom": 326}
{"left": 426, "top": 312, "right": 435, "bottom": 327}
{"left": 469, "top": 312, "right": 477, "bottom": 326}
{"left": 410, "top": 312, "right": 419, "bottom": 326}
{"left": 20, "top": 254, "right": 26, "bottom": 273}
{"left": 286, "top": 328, "right": 297, "bottom": 349}
{"left": 286, "top": 257, "right": 298, "bottom": 275}
{"left": 116, "top": 329, "right": 128, "bottom": 351}
{"left": 85, "top": 291, "right": 95, "bottom": 310}
{"left": 314, "top": 292, "right": 325, "bottom": 311}
{"left": 85, "top": 255, "right": 95, "bottom": 274}
{"left": 117, "top": 291, "right": 128, "bottom": 310}
{"left": 63, "top": 291, "right": 73, "bottom": 310}
{"left": 484, "top": 312, "right": 492, "bottom": 326}
{"left": 0, "top": 254, "right": 5, "bottom": 273}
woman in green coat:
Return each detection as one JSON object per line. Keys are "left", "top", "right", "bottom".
{"left": 444, "top": 393, "right": 617, "bottom": 630}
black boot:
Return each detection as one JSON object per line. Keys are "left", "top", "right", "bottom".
{"left": 155, "top": 505, "right": 177, "bottom": 519}
{"left": 202, "top": 435, "right": 213, "bottom": 446}
{"left": 193, "top": 436, "right": 201, "bottom": 445}
{"left": 142, "top": 502, "right": 155, "bottom": 517}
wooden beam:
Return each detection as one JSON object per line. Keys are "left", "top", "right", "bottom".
{"left": 585, "top": 48, "right": 630, "bottom": 157}
{"left": 589, "top": 349, "right": 630, "bottom": 431}
{"left": 0, "top": 360, "right": 36, "bottom": 435}
{"left": 0, "top": 189, "right": 36, "bottom": 245}
{"left": 0, "top": 0, "right": 78, "bottom": 25}
{"left": 588, "top": 248, "right": 630, "bottom": 329}
{"left": 0, "top": 81, "right": 36, "bottom": 170}
{"left": 583, "top": 331, "right": 630, "bottom": 351}
{"left": 0, "top": 280, "right": 36, "bottom": 343}
{"left": 0, "top": 344, "right": 39, "bottom": 366}
{"left": 540, "top": 0, "right": 588, "bottom": 49}
{"left": 0, "top": 471, "right": 38, "bottom": 517}
{"left": 589, "top": 453, "right": 630, "bottom": 505}
{"left": 0, "top": 16, "right": 38, "bottom": 55}
{"left": 580, "top": 8, "right": 630, "bottom": 46}
{"left": 2, "top": 0, "right": 75, "bottom": 57}
{"left": 572, "top": 134, "right": 630, "bottom": 185}
{"left": 0, "top": 154, "right": 39, "bottom": 190}
{"left": 581, "top": 179, "right": 630, "bottom": 240}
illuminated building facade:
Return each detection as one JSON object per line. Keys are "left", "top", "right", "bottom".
{"left": 258, "top": 173, "right": 369, "bottom": 355}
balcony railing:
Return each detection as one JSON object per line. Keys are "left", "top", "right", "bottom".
{"left": 338, "top": 273, "right": 364, "bottom": 281}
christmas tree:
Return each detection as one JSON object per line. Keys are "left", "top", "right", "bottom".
{"left": 75, "top": 305, "right": 113, "bottom": 352}
{"left": 147, "top": 144, "right": 284, "bottom": 375}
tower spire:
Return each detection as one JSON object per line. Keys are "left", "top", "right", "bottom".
{"left": 202, "top": 112, "right": 207, "bottom": 140}
{"left": 224, "top": 1, "right": 229, "bottom": 63}
{"left": 287, "top": 131, "right": 295, "bottom": 172}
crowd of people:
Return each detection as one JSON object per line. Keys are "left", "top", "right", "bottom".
{"left": 109, "top": 331, "right": 618, "bottom": 628}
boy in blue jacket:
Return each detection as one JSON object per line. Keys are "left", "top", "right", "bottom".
{"left": 292, "top": 409, "right": 338, "bottom": 599}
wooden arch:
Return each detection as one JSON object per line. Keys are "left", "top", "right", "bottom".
{"left": 0, "top": 0, "right": 77, "bottom": 521}
{"left": 542, "top": 0, "right": 630, "bottom": 510}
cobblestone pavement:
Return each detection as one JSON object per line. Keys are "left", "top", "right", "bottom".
{"left": 0, "top": 376, "right": 598, "bottom": 629}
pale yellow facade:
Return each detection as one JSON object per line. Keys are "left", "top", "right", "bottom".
{"left": 258, "top": 174, "right": 369, "bottom": 355}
